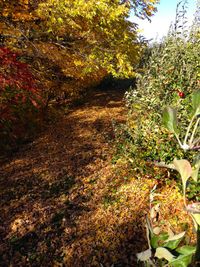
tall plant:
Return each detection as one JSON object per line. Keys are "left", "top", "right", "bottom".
{"left": 137, "top": 90, "right": 200, "bottom": 267}
{"left": 124, "top": 0, "right": 200, "bottom": 175}
{"left": 162, "top": 90, "right": 200, "bottom": 265}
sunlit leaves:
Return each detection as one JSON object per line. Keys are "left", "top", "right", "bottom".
{"left": 163, "top": 107, "right": 178, "bottom": 134}
{"left": 173, "top": 159, "right": 192, "bottom": 199}
{"left": 176, "top": 245, "right": 196, "bottom": 255}
{"left": 155, "top": 247, "right": 175, "bottom": 261}
{"left": 35, "top": 0, "right": 157, "bottom": 78}
{"left": 164, "top": 231, "right": 185, "bottom": 250}
{"left": 169, "top": 253, "right": 194, "bottom": 267}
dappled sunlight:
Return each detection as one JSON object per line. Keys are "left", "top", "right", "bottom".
{"left": 0, "top": 0, "right": 198, "bottom": 265}
{"left": 0, "top": 88, "right": 195, "bottom": 266}
{"left": 0, "top": 88, "right": 130, "bottom": 266}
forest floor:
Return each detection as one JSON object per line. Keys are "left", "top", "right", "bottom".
{"left": 0, "top": 88, "right": 193, "bottom": 267}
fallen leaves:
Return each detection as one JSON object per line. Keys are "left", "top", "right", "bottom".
{"left": 0, "top": 88, "right": 195, "bottom": 266}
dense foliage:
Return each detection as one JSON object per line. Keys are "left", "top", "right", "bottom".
{"left": 0, "top": 0, "right": 159, "bottom": 149}
{"left": 36, "top": 0, "right": 158, "bottom": 78}
{"left": 125, "top": 13, "right": 199, "bottom": 157}
{"left": 0, "top": 0, "right": 158, "bottom": 97}
{"left": 121, "top": 2, "right": 200, "bottom": 197}
{"left": 137, "top": 90, "right": 200, "bottom": 266}
{"left": 0, "top": 1, "right": 200, "bottom": 266}
{"left": 0, "top": 46, "right": 42, "bottom": 148}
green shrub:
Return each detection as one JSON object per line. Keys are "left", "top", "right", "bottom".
{"left": 123, "top": 2, "right": 200, "bottom": 177}
{"left": 137, "top": 90, "right": 200, "bottom": 267}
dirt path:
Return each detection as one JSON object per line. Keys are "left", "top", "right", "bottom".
{"left": 0, "top": 89, "right": 153, "bottom": 267}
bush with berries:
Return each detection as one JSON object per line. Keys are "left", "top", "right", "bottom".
{"left": 120, "top": 4, "right": 200, "bottom": 188}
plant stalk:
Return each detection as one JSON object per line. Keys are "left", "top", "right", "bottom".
{"left": 189, "top": 117, "right": 200, "bottom": 146}
{"left": 175, "top": 133, "right": 183, "bottom": 148}
{"left": 184, "top": 114, "right": 196, "bottom": 145}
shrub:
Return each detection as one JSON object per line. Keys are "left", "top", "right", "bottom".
{"left": 123, "top": 3, "right": 200, "bottom": 178}
{"left": 137, "top": 90, "right": 200, "bottom": 267}
{"left": 0, "top": 46, "right": 42, "bottom": 149}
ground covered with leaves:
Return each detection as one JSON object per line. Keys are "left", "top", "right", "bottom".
{"left": 0, "top": 88, "right": 194, "bottom": 267}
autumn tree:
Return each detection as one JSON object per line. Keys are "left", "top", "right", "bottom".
{"left": 35, "top": 0, "right": 158, "bottom": 77}
{"left": 0, "top": 0, "right": 159, "bottom": 102}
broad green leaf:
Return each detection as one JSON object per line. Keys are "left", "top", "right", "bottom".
{"left": 150, "top": 233, "right": 169, "bottom": 249}
{"left": 155, "top": 247, "right": 175, "bottom": 261}
{"left": 164, "top": 231, "right": 185, "bottom": 250}
{"left": 136, "top": 249, "right": 152, "bottom": 261}
{"left": 163, "top": 107, "right": 178, "bottom": 134}
{"left": 169, "top": 253, "right": 193, "bottom": 267}
{"left": 192, "top": 90, "right": 200, "bottom": 115}
{"left": 176, "top": 245, "right": 196, "bottom": 255}
{"left": 173, "top": 159, "right": 192, "bottom": 196}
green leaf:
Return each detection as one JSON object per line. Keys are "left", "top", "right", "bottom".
{"left": 176, "top": 245, "right": 196, "bottom": 255}
{"left": 163, "top": 107, "right": 178, "bottom": 134}
{"left": 164, "top": 231, "right": 185, "bottom": 250}
{"left": 173, "top": 159, "right": 192, "bottom": 196}
{"left": 150, "top": 232, "right": 169, "bottom": 249}
{"left": 155, "top": 247, "right": 175, "bottom": 261}
{"left": 169, "top": 253, "right": 193, "bottom": 267}
{"left": 192, "top": 90, "right": 200, "bottom": 116}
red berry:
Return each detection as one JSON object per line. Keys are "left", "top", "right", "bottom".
{"left": 178, "top": 91, "right": 185, "bottom": 98}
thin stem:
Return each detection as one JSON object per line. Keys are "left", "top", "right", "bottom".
{"left": 184, "top": 114, "right": 196, "bottom": 145}
{"left": 175, "top": 133, "right": 183, "bottom": 148}
{"left": 189, "top": 118, "right": 200, "bottom": 146}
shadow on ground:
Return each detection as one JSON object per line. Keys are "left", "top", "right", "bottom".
{"left": 0, "top": 88, "right": 148, "bottom": 267}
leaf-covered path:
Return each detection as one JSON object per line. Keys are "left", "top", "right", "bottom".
{"left": 0, "top": 88, "right": 185, "bottom": 267}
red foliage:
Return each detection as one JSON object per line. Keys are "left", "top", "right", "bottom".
{"left": 0, "top": 46, "right": 42, "bottom": 127}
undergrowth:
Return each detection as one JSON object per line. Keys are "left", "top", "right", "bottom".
{"left": 116, "top": 1, "right": 200, "bottom": 199}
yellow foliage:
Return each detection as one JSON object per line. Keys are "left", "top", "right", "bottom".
{"left": 35, "top": 0, "right": 158, "bottom": 78}
{"left": 0, "top": 0, "right": 158, "bottom": 101}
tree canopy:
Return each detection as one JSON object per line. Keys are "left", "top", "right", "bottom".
{"left": 0, "top": 0, "right": 159, "bottom": 121}
{"left": 0, "top": 0, "right": 158, "bottom": 78}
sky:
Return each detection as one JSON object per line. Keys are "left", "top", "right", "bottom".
{"left": 131, "top": 0, "right": 197, "bottom": 41}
